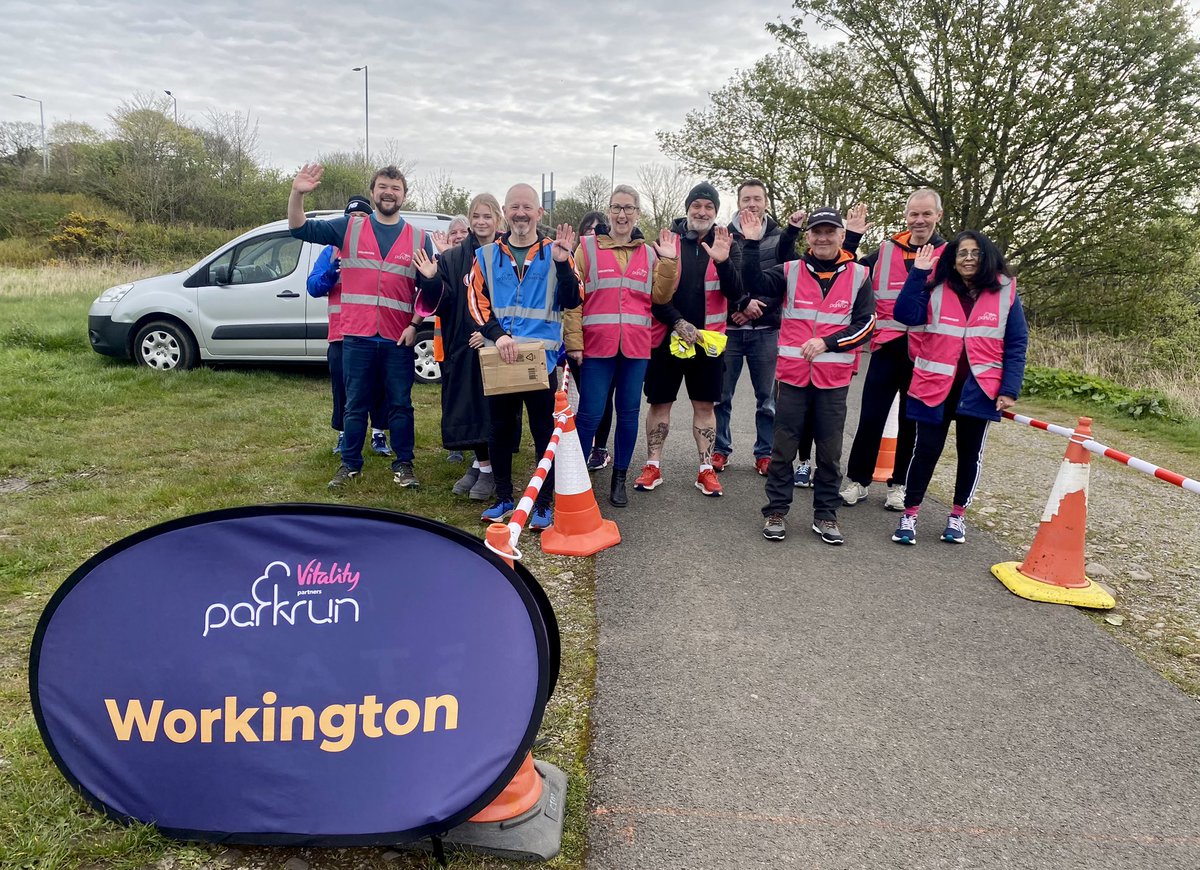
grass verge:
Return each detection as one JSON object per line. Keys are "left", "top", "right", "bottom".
{"left": 0, "top": 273, "right": 595, "bottom": 869}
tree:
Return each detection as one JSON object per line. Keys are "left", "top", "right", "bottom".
{"left": 659, "top": 51, "right": 891, "bottom": 220}
{"left": 548, "top": 197, "right": 591, "bottom": 233}
{"left": 571, "top": 174, "right": 610, "bottom": 212}
{"left": 418, "top": 170, "right": 471, "bottom": 216}
{"left": 659, "top": 1, "right": 1200, "bottom": 325}
{"left": 767, "top": 0, "right": 1200, "bottom": 313}
{"left": 636, "top": 162, "right": 695, "bottom": 233}
{"left": 308, "top": 150, "right": 416, "bottom": 212}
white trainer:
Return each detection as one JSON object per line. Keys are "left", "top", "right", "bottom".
{"left": 885, "top": 484, "right": 906, "bottom": 512}
{"left": 840, "top": 481, "right": 869, "bottom": 505}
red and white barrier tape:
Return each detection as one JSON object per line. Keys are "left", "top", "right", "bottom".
{"left": 1002, "top": 411, "right": 1200, "bottom": 495}
{"left": 484, "top": 410, "right": 570, "bottom": 561}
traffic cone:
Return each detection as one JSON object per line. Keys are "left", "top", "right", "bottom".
{"left": 430, "top": 523, "right": 566, "bottom": 860}
{"left": 991, "top": 417, "right": 1115, "bottom": 609}
{"left": 872, "top": 395, "right": 900, "bottom": 482}
{"left": 540, "top": 389, "right": 621, "bottom": 557}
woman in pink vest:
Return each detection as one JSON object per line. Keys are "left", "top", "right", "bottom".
{"left": 891, "top": 231, "right": 1028, "bottom": 545}
{"left": 564, "top": 185, "right": 680, "bottom": 506}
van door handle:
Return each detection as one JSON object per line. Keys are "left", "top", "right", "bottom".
{"left": 276, "top": 290, "right": 300, "bottom": 298}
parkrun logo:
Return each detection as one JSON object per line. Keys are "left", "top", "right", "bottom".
{"left": 104, "top": 692, "right": 460, "bottom": 753}
{"left": 202, "top": 560, "right": 361, "bottom": 637}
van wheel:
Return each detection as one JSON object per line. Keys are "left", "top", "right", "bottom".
{"left": 413, "top": 324, "right": 441, "bottom": 384}
{"left": 134, "top": 320, "right": 198, "bottom": 371}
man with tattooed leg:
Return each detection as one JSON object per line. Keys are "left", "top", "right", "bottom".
{"left": 634, "top": 182, "right": 742, "bottom": 497}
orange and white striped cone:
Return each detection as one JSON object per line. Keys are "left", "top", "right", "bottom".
{"left": 872, "top": 395, "right": 900, "bottom": 483}
{"left": 991, "top": 417, "right": 1115, "bottom": 609}
{"left": 540, "top": 389, "right": 621, "bottom": 557}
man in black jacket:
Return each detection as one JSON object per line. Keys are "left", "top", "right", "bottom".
{"left": 717, "top": 178, "right": 804, "bottom": 476}
{"left": 633, "top": 182, "right": 742, "bottom": 499}
{"left": 839, "top": 188, "right": 946, "bottom": 511}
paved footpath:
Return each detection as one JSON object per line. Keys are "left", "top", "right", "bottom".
{"left": 584, "top": 368, "right": 1200, "bottom": 869}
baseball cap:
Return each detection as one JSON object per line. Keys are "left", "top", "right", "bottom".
{"left": 806, "top": 208, "right": 844, "bottom": 229}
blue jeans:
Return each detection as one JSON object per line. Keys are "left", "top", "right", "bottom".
{"left": 341, "top": 336, "right": 415, "bottom": 471}
{"left": 577, "top": 354, "right": 650, "bottom": 471}
{"left": 715, "top": 328, "right": 778, "bottom": 460}
{"left": 327, "top": 340, "right": 387, "bottom": 432}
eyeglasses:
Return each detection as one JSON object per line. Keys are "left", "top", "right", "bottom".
{"left": 956, "top": 249, "right": 982, "bottom": 260}
{"left": 609, "top": 204, "right": 638, "bottom": 215}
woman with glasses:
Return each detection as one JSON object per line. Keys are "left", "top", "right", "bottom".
{"left": 563, "top": 185, "right": 679, "bottom": 506}
{"left": 889, "top": 230, "right": 1028, "bottom": 545}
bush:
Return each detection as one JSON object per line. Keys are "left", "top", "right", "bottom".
{"left": 0, "top": 190, "right": 126, "bottom": 241}
{"left": 43, "top": 210, "right": 238, "bottom": 266}
{"left": 1022, "top": 366, "right": 1178, "bottom": 421}
{"left": 0, "top": 237, "right": 48, "bottom": 267}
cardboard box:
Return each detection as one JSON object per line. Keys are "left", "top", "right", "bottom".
{"left": 478, "top": 342, "right": 550, "bottom": 396}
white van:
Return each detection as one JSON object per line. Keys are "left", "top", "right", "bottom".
{"left": 87, "top": 210, "right": 453, "bottom": 382}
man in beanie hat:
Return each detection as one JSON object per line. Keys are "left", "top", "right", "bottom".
{"left": 740, "top": 207, "right": 876, "bottom": 545}
{"left": 634, "top": 182, "right": 743, "bottom": 498}
{"left": 306, "top": 195, "right": 394, "bottom": 461}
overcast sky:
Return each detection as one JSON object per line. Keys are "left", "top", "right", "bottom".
{"left": 2, "top": 0, "right": 807, "bottom": 209}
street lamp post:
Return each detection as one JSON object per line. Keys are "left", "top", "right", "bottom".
{"left": 163, "top": 90, "right": 178, "bottom": 124}
{"left": 352, "top": 65, "right": 370, "bottom": 168}
{"left": 12, "top": 93, "right": 47, "bottom": 173}
{"left": 611, "top": 144, "right": 617, "bottom": 192}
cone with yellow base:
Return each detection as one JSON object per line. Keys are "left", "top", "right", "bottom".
{"left": 991, "top": 416, "right": 1115, "bottom": 609}
{"left": 872, "top": 395, "right": 900, "bottom": 482}
{"left": 540, "top": 389, "right": 621, "bottom": 557}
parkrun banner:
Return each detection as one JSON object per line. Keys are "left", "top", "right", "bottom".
{"left": 30, "top": 505, "right": 559, "bottom": 845}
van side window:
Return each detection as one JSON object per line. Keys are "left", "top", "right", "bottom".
{"left": 207, "top": 234, "right": 303, "bottom": 286}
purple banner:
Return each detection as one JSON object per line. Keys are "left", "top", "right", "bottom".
{"left": 30, "top": 505, "right": 555, "bottom": 845}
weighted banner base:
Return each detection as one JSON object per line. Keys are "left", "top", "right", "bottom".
{"left": 406, "top": 760, "right": 568, "bottom": 861}
{"left": 991, "top": 561, "right": 1116, "bottom": 610}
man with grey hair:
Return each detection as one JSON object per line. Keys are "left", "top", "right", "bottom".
{"left": 840, "top": 188, "right": 947, "bottom": 510}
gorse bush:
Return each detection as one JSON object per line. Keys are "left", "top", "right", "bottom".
{"left": 41, "top": 209, "right": 237, "bottom": 266}
{"left": 1022, "top": 366, "right": 1178, "bottom": 421}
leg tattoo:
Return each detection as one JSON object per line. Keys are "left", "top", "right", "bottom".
{"left": 694, "top": 425, "right": 716, "bottom": 466}
{"left": 647, "top": 422, "right": 670, "bottom": 453}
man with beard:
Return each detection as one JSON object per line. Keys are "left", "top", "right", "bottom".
{"left": 633, "top": 182, "right": 742, "bottom": 498}
{"left": 839, "top": 188, "right": 946, "bottom": 511}
{"left": 289, "top": 163, "right": 435, "bottom": 489}
{"left": 741, "top": 207, "right": 875, "bottom": 545}
{"left": 416, "top": 194, "right": 505, "bottom": 500}
{"left": 457, "top": 183, "right": 580, "bottom": 530}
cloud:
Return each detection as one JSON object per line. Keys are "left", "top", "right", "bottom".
{"left": 2, "top": 0, "right": 803, "bottom": 205}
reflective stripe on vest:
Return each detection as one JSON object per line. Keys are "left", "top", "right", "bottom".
{"left": 580, "top": 234, "right": 657, "bottom": 359}
{"left": 479, "top": 239, "right": 564, "bottom": 370}
{"left": 337, "top": 216, "right": 422, "bottom": 341}
{"left": 775, "top": 261, "right": 868, "bottom": 389}
{"left": 870, "top": 238, "right": 945, "bottom": 349}
{"left": 908, "top": 275, "right": 1016, "bottom": 406}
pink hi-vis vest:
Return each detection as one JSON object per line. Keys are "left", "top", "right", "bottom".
{"left": 908, "top": 275, "right": 1017, "bottom": 407}
{"left": 776, "top": 260, "right": 870, "bottom": 389}
{"left": 579, "top": 236, "right": 658, "bottom": 360}
{"left": 870, "top": 238, "right": 945, "bottom": 350}
{"left": 651, "top": 254, "right": 727, "bottom": 346}
{"left": 337, "top": 216, "right": 424, "bottom": 341}
{"left": 326, "top": 246, "right": 344, "bottom": 343}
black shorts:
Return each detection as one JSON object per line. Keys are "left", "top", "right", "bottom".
{"left": 643, "top": 340, "right": 726, "bottom": 405}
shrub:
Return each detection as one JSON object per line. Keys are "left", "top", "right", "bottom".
{"left": 0, "top": 190, "right": 126, "bottom": 241}
{"left": 0, "top": 237, "right": 48, "bottom": 267}
{"left": 1022, "top": 366, "right": 1178, "bottom": 421}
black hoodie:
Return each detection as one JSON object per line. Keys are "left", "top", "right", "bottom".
{"left": 727, "top": 212, "right": 803, "bottom": 329}
{"left": 651, "top": 218, "right": 743, "bottom": 341}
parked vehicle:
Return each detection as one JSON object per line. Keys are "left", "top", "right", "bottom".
{"left": 87, "top": 210, "right": 453, "bottom": 382}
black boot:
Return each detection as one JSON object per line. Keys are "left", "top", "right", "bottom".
{"left": 609, "top": 468, "right": 628, "bottom": 507}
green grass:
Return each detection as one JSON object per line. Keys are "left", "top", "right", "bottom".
{"left": 0, "top": 274, "right": 595, "bottom": 869}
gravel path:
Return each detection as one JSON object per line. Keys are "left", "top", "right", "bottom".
{"left": 929, "top": 404, "right": 1200, "bottom": 698}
